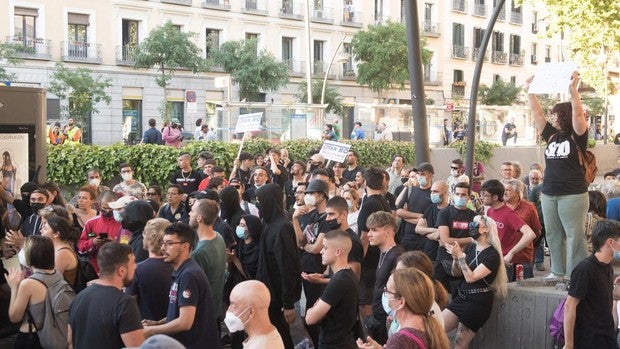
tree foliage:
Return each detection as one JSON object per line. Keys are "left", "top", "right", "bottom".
{"left": 539, "top": 0, "right": 620, "bottom": 94}
{"left": 210, "top": 39, "right": 289, "bottom": 102}
{"left": 582, "top": 95, "right": 605, "bottom": 117}
{"left": 478, "top": 78, "right": 521, "bottom": 105}
{"left": 47, "top": 63, "right": 112, "bottom": 124}
{"left": 296, "top": 79, "right": 343, "bottom": 115}
{"left": 133, "top": 21, "right": 206, "bottom": 89}
{"left": 351, "top": 21, "right": 433, "bottom": 97}
{"left": 0, "top": 42, "right": 26, "bottom": 81}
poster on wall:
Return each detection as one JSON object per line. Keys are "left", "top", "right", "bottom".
{"left": 0, "top": 133, "right": 29, "bottom": 196}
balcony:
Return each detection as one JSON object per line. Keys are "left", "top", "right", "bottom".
{"left": 6, "top": 36, "right": 52, "bottom": 60}
{"left": 161, "top": 0, "right": 192, "bottom": 5}
{"left": 474, "top": 3, "right": 487, "bottom": 16}
{"left": 422, "top": 21, "right": 440, "bottom": 37}
{"left": 61, "top": 41, "right": 102, "bottom": 64}
{"left": 492, "top": 50, "right": 507, "bottom": 64}
{"left": 510, "top": 11, "right": 523, "bottom": 24}
{"left": 452, "top": 84, "right": 465, "bottom": 97}
{"left": 201, "top": 0, "right": 231, "bottom": 11}
{"left": 242, "top": 0, "right": 268, "bottom": 16}
{"left": 472, "top": 47, "right": 490, "bottom": 62}
{"left": 509, "top": 53, "right": 524, "bottom": 66}
{"left": 340, "top": 61, "right": 355, "bottom": 79}
{"left": 312, "top": 6, "right": 334, "bottom": 24}
{"left": 451, "top": 45, "right": 470, "bottom": 59}
{"left": 282, "top": 59, "right": 305, "bottom": 77}
{"left": 423, "top": 71, "right": 442, "bottom": 86}
{"left": 452, "top": 0, "right": 467, "bottom": 13}
{"left": 498, "top": 7, "right": 506, "bottom": 21}
{"left": 279, "top": 1, "right": 303, "bottom": 20}
{"left": 116, "top": 45, "right": 137, "bottom": 66}
{"left": 341, "top": 9, "right": 363, "bottom": 28}
{"left": 545, "top": 56, "right": 551, "bottom": 63}
{"left": 313, "top": 60, "right": 326, "bottom": 75}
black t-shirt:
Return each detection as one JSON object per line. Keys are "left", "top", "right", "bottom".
{"left": 358, "top": 195, "right": 391, "bottom": 288}
{"left": 319, "top": 268, "right": 359, "bottom": 349}
{"left": 401, "top": 186, "right": 432, "bottom": 246}
{"left": 12, "top": 198, "right": 31, "bottom": 222}
{"left": 568, "top": 255, "right": 616, "bottom": 348}
{"left": 372, "top": 245, "right": 404, "bottom": 321}
{"left": 460, "top": 244, "right": 500, "bottom": 291}
{"left": 298, "top": 210, "right": 327, "bottom": 273}
{"left": 541, "top": 122, "right": 588, "bottom": 195}
{"left": 435, "top": 205, "right": 476, "bottom": 261}
{"left": 125, "top": 257, "right": 173, "bottom": 321}
{"left": 422, "top": 204, "right": 442, "bottom": 261}
{"left": 346, "top": 228, "right": 363, "bottom": 265}
{"left": 269, "top": 165, "right": 289, "bottom": 189}
{"left": 235, "top": 167, "right": 252, "bottom": 188}
{"left": 69, "top": 284, "right": 142, "bottom": 349}
{"left": 169, "top": 170, "right": 203, "bottom": 194}
{"left": 343, "top": 166, "right": 364, "bottom": 183}
{"left": 167, "top": 259, "right": 219, "bottom": 349}
{"left": 502, "top": 122, "right": 516, "bottom": 136}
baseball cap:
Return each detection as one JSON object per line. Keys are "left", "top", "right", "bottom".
{"left": 108, "top": 195, "right": 137, "bottom": 209}
{"left": 413, "top": 162, "right": 434, "bottom": 174}
{"left": 171, "top": 118, "right": 181, "bottom": 124}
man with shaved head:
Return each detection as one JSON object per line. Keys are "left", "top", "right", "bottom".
{"left": 415, "top": 180, "right": 449, "bottom": 261}
{"left": 170, "top": 152, "right": 203, "bottom": 194}
{"left": 227, "top": 280, "right": 284, "bottom": 349}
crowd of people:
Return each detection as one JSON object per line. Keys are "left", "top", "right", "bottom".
{"left": 46, "top": 118, "right": 82, "bottom": 146}
{"left": 1, "top": 73, "right": 620, "bottom": 349}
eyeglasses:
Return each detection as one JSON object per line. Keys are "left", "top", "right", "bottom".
{"left": 295, "top": 191, "right": 305, "bottom": 195}
{"left": 382, "top": 287, "right": 400, "bottom": 299}
{"left": 450, "top": 167, "right": 460, "bottom": 170}
{"left": 146, "top": 192, "right": 158, "bottom": 196}
{"left": 161, "top": 241, "right": 185, "bottom": 248}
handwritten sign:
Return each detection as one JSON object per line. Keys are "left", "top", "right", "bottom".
{"left": 319, "top": 140, "right": 351, "bottom": 163}
{"left": 528, "top": 62, "right": 578, "bottom": 94}
{"left": 234, "top": 112, "right": 263, "bottom": 133}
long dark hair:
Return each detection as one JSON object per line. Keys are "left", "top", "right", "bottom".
{"left": 551, "top": 102, "right": 573, "bottom": 135}
{"left": 241, "top": 214, "right": 262, "bottom": 241}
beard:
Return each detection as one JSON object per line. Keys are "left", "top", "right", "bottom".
{"left": 122, "top": 274, "right": 133, "bottom": 288}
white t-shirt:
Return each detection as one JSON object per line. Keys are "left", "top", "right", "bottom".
{"left": 243, "top": 329, "right": 284, "bottom": 349}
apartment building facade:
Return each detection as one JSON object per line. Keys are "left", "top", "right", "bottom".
{"left": 2, "top": 0, "right": 566, "bottom": 145}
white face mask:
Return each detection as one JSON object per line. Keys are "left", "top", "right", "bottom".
{"left": 450, "top": 169, "right": 459, "bottom": 177}
{"left": 18, "top": 249, "right": 28, "bottom": 267}
{"left": 224, "top": 308, "right": 250, "bottom": 333}
{"left": 89, "top": 178, "right": 101, "bottom": 187}
{"left": 304, "top": 194, "right": 316, "bottom": 206}
{"left": 346, "top": 200, "right": 353, "bottom": 209}
{"left": 121, "top": 172, "right": 133, "bottom": 182}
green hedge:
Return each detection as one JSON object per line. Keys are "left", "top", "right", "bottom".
{"left": 47, "top": 140, "right": 418, "bottom": 187}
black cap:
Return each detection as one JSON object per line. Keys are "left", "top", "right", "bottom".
{"left": 413, "top": 162, "right": 434, "bottom": 174}
{"left": 20, "top": 182, "right": 39, "bottom": 194}
{"left": 306, "top": 179, "right": 330, "bottom": 197}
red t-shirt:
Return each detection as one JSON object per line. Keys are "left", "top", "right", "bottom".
{"left": 77, "top": 215, "right": 123, "bottom": 273}
{"left": 509, "top": 199, "right": 541, "bottom": 264}
{"left": 487, "top": 204, "right": 530, "bottom": 263}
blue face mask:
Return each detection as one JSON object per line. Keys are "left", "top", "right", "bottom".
{"left": 454, "top": 196, "right": 468, "bottom": 208}
{"left": 235, "top": 226, "right": 247, "bottom": 239}
{"left": 113, "top": 210, "right": 123, "bottom": 223}
{"left": 418, "top": 176, "right": 428, "bottom": 187}
{"left": 388, "top": 318, "right": 400, "bottom": 336}
{"left": 381, "top": 292, "right": 394, "bottom": 317}
{"left": 430, "top": 193, "right": 441, "bottom": 204}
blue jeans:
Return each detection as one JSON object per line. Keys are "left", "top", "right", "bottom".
{"left": 541, "top": 192, "right": 588, "bottom": 277}
{"left": 535, "top": 238, "right": 545, "bottom": 264}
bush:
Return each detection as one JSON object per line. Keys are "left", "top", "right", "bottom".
{"left": 47, "top": 139, "right": 419, "bottom": 187}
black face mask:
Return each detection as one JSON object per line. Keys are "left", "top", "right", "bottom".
{"left": 30, "top": 203, "right": 45, "bottom": 214}
{"left": 401, "top": 178, "right": 408, "bottom": 184}
{"left": 101, "top": 209, "right": 113, "bottom": 218}
{"left": 122, "top": 220, "right": 144, "bottom": 232}
{"left": 309, "top": 164, "right": 320, "bottom": 172}
{"left": 325, "top": 218, "right": 341, "bottom": 231}
{"left": 469, "top": 221, "right": 481, "bottom": 240}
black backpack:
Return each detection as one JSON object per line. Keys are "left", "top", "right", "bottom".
{"left": 61, "top": 247, "right": 98, "bottom": 293}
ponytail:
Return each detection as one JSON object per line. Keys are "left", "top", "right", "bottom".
{"left": 423, "top": 315, "right": 450, "bottom": 349}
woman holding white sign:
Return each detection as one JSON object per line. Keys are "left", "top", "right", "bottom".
{"left": 527, "top": 71, "right": 589, "bottom": 279}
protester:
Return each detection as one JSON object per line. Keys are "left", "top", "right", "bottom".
{"left": 112, "top": 163, "right": 147, "bottom": 199}
{"left": 39, "top": 214, "right": 79, "bottom": 289}
{"left": 528, "top": 72, "right": 589, "bottom": 278}
{"left": 343, "top": 150, "right": 364, "bottom": 183}
{"left": 169, "top": 153, "right": 203, "bottom": 194}
{"left": 397, "top": 162, "right": 434, "bottom": 251}
{"left": 69, "top": 242, "right": 144, "bottom": 348}
{"left": 158, "top": 184, "right": 189, "bottom": 224}
{"left": 68, "top": 185, "right": 99, "bottom": 231}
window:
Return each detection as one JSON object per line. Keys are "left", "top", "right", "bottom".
{"left": 473, "top": 28, "right": 485, "bottom": 48}
{"left": 531, "top": 43, "right": 537, "bottom": 64}
{"left": 510, "top": 34, "right": 521, "bottom": 54}
{"left": 532, "top": 11, "right": 538, "bottom": 33}
{"left": 511, "top": 1, "right": 521, "bottom": 13}
{"left": 206, "top": 29, "right": 220, "bottom": 58}
{"left": 545, "top": 45, "right": 551, "bottom": 62}
{"left": 452, "top": 23, "right": 465, "bottom": 58}
{"left": 510, "top": 76, "right": 516, "bottom": 84}
{"left": 374, "top": 0, "right": 383, "bottom": 21}
{"left": 282, "top": 37, "right": 293, "bottom": 68}
{"left": 493, "top": 74, "right": 501, "bottom": 82}
{"left": 453, "top": 70, "right": 464, "bottom": 83}
{"left": 424, "top": 3, "right": 432, "bottom": 21}
{"left": 246, "top": 33, "right": 259, "bottom": 41}
{"left": 342, "top": 42, "right": 353, "bottom": 75}
{"left": 68, "top": 13, "right": 89, "bottom": 58}
{"left": 170, "top": 101, "right": 184, "bottom": 126}
{"left": 14, "top": 7, "right": 37, "bottom": 47}
{"left": 121, "top": 19, "right": 139, "bottom": 61}
{"left": 122, "top": 99, "right": 142, "bottom": 145}
{"left": 313, "top": 40, "right": 325, "bottom": 73}
{"left": 492, "top": 31, "right": 504, "bottom": 51}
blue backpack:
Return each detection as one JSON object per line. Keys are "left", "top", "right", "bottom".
{"left": 549, "top": 297, "right": 566, "bottom": 343}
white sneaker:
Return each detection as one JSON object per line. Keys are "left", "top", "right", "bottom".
{"left": 545, "top": 272, "right": 562, "bottom": 280}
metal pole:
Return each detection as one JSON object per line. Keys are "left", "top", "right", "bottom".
{"left": 465, "top": 0, "right": 506, "bottom": 179}
{"left": 404, "top": 0, "right": 429, "bottom": 163}
{"left": 304, "top": 0, "right": 313, "bottom": 106}
{"left": 321, "top": 34, "right": 346, "bottom": 105}
{"left": 603, "top": 58, "right": 608, "bottom": 144}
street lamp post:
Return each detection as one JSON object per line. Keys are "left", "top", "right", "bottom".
{"left": 320, "top": 34, "right": 348, "bottom": 105}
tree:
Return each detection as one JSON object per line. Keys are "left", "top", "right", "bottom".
{"left": 0, "top": 42, "right": 26, "bottom": 81}
{"left": 478, "top": 78, "right": 521, "bottom": 105}
{"left": 133, "top": 21, "right": 206, "bottom": 118}
{"left": 581, "top": 95, "right": 605, "bottom": 117}
{"left": 351, "top": 21, "right": 433, "bottom": 98}
{"left": 210, "top": 38, "right": 289, "bottom": 102}
{"left": 47, "top": 63, "right": 112, "bottom": 124}
{"left": 541, "top": 0, "right": 620, "bottom": 95}
{"left": 296, "top": 79, "right": 343, "bottom": 115}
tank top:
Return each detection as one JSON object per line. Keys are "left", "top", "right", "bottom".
{"left": 58, "top": 246, "right": 78, "bottom": 289}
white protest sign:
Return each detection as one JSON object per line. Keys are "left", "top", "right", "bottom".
{"left": 234, "top": 112, "right": 263, "bottom": 133}
{"left": 528, "top": 62, "right": 578, "bottom": 94}
{"left": 319, "top": 140, "right": 351, "bottom": 163}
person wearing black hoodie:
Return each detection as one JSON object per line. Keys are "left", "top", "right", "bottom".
{"left": 256, "top": 183, "right": 301, "bottom": 349}
{"left": 122, "top": 200, "right": 154, "bottom": 263}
